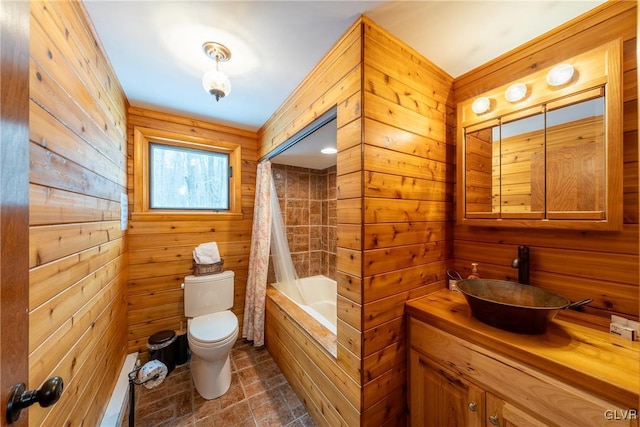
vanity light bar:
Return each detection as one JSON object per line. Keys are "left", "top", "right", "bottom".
{"left": 472, "top": 63, "right": 576, "bottom": 115}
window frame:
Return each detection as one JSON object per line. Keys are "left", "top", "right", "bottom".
{"left": 133, "top": 126, "right": 242, "bottom": 220}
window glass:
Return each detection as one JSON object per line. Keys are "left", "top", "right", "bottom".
{"left": 149, "top": 142, "right": 229, "bottom": 210}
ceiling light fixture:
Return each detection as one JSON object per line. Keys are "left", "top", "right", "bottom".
{"left": 320, "top": 147, "right": 337, "bottom": 155}
{"left": 202, "top": 42, "right": 231, "bottom": 102}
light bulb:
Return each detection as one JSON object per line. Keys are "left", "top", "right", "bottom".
{"left": 505, "top": 83, "right": 527, "bottom": 103}
{"left": 202, "top": 69, "right": 231, "bottom": 101}
{"left": 471, "top": 97, "right": 491, "bottom": 114}
{"left": 546, "top": 63, "right": 574, "bottom": 87}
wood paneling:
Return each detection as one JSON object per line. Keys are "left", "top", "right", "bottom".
{"left": 259, "top": 17, "right": 363, "bottom": 426}
{"left": 28, "top": 1, "right": 128, "bottom": 426}
{"left": 453, "top": 2, "right": 638, "bottom": 325}
{"left": 266, "top": 294, "right": 360, "bottom": 410}
{"left": 260, "top": 4, "right": 636, "bottom": 426}
{"left": 260, "top": 15, "right": 455, "bottom": 425}
{"left": 127, "top": 108, "right": 258, "bottom": 357}
{"left": 360, "top": 16, "right": 454, "bottom": 425}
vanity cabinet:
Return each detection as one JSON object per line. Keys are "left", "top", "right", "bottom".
{"left": 456, "top": 39, "right": 623, "bottom": 230}
{"left": 410, "top": 351, "right": 484, "bottom": 427}
{"left": 407, "top": 307, "right": 638, "bottom": 427}
{"left": 410, "top": 338, "right": 552, "bottom": 427}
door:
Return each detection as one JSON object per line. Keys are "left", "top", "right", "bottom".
{"left": 1, "top": 1, "right": 30, "bottom": 426}
{"left": 410, "top": 351, "right": 485, "bottom": 427}
{"left": 486, "top": 393, "right": 550, "bottom": 427}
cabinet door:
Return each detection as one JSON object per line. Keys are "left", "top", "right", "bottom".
{"left": 410, "top": 351, "right": 484, "bottom": 427}
{"left": 486, "top": 393, "right": 550, "bottom": 427}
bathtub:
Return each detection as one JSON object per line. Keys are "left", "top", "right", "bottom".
{"left": 266, "top": 275, "right": 355, "bottom": 425}
{"left": 272, "top": 275, "right": 337, "bottom": 334}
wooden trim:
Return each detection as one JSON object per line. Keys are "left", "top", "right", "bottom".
{"left": 499, "top": 212, "right": 545, "bottom": 220}
{"left": 465, "top": 212, "right": 501, "bottom": 219}
{"left": 546, "top": 211, "right": 605, "bottom": 220}
{"left": 546, "top": 86, "right": 605, "bottom": 111}
{"left": 132, "top": 126, "right": 242, "bottom": 217}
{"left": 130, "top": 212, "right": 243, "bottom": 222}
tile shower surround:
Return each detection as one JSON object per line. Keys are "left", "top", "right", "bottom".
{"left": 271, "top": 165, "right": 337, "bottom": 281}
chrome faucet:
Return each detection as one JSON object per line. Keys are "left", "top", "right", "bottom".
{"left": 511, "top": 245, "right": 530, "bottom": 285}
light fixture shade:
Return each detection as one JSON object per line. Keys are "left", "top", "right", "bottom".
{"left": 202, "top": 69, "right": 231, "bottom": 101}
{"left": 546, "top": 63, "right": 574, "bottom": 86}
{"left": 505, "top": 83, "right": 527, "bottom": 103}
{"left": 471, "top": 97, "right": 491, "bottom": 114}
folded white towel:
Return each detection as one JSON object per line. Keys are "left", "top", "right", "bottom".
{"left": 193, "top": 242, "right": 221, "bottom": 264}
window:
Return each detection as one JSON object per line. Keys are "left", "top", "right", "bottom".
{"left": 133, "top": 127, "right": 241, "bottom": 219}
{"left": 149, "top": 143, "right": 229, "bottom": 210}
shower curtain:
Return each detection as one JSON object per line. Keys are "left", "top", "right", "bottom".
{"left": 242, "top": 161, "right": 272, "bottom": 346}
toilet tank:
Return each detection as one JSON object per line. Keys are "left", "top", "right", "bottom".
{"left": 184, "top": 270, "right": 235, "bottom": 318}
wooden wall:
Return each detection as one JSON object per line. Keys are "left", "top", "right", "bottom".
{"left": 28, "top": 1, "right": 128, "bottom": 425}
{"left": 261, "top": 19, "right": 364, "bottom": 427}
{"left": 360, "top": 17, "right": 454, "bottom": 426}
{"left": 453, "top": 2, "right": 638, "bottom": 327}
{"left": 126, "top": 108, "right": 258, "bottom": 357}
{"left": 261, "top": 16, "right": 455, "bottom": 426}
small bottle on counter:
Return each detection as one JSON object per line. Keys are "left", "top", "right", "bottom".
{"left": 468, "top": 262, "right": 480, "bottom": 279}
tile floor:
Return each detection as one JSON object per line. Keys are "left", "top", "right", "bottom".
{"left": 123, "top": 339, "right": 317, "bottom": 427}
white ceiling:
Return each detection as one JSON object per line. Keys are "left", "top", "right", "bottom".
{"left": 84, "top": 0, "right": 605, "bottom": 135}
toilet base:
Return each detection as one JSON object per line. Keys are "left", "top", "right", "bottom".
{"left": 190, "top": 353, "right": 232, "bottom": 400}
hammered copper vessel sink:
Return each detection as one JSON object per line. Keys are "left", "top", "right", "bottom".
{"left": 456, "top": 279, "right": 590, "bottom": 334}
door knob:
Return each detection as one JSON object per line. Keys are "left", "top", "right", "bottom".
{"left": 6, "top": 376, "right": 64, "bottom": 424}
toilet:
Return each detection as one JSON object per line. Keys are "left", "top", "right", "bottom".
{"left": 183, "top": 270, "right": 238, "bottom": 400}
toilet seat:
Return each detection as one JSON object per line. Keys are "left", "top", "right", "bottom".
{"left": 188, "top": 311, "right": 238, "bottom": 346}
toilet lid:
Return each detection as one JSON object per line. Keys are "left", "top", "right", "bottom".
{"left": 189, "top": 311, "right": 238, "bottom": 344}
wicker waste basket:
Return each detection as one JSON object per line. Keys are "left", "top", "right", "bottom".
{"left": 192, "top": 259, "right": 224, "bottom": 276}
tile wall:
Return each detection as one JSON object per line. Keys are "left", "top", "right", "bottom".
{"left": 271, "top": 164, "right": 337, "bottom": 281}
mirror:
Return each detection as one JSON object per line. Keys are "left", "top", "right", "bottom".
{"left": 500, "top": 110, "right": 545, "bottom": 218}
{"left": 543, "top": 95, "right": 605, "bottom": 219}
{"left": 457, "top": 40, "right": 621, "bottom": 230}
{"left": 464, "top": 122, "right": 499, "bottom": 218}
{"left": 464, "top": 95, "right": 605, "bottom": 221}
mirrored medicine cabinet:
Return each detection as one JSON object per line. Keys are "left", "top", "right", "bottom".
{"left": 456, "top": 40, "right": 623, "bottom": 230}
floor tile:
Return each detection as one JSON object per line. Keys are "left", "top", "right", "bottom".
{"left": 122, "top": 340, "right": 316, "bottom": 427}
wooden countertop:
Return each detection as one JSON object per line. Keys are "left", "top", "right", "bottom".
{"left": 406, "top": 290, "right": 640, "bottom": 409}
